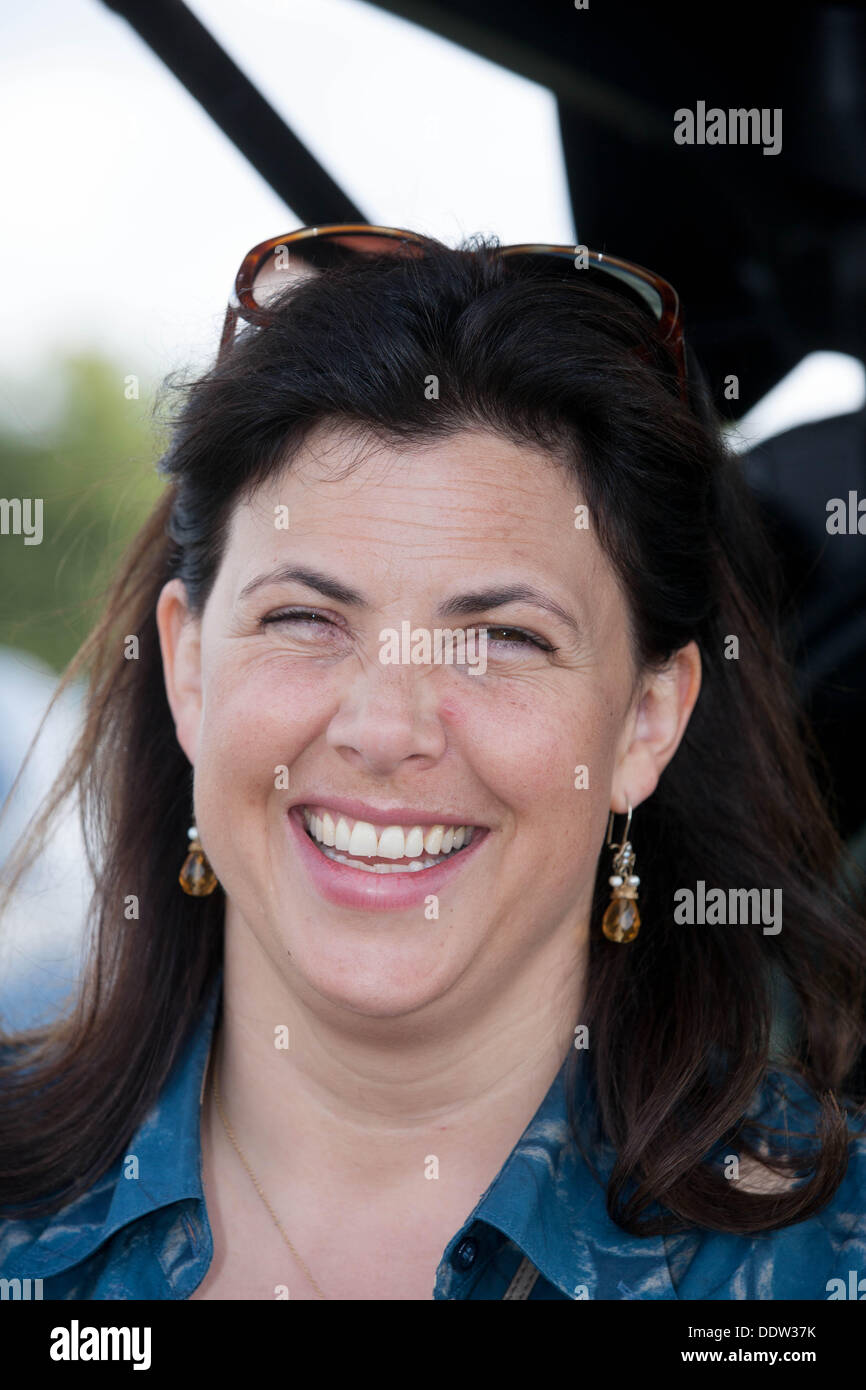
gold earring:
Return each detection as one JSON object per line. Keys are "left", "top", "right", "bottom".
{"left": 179, "top": 824, "right": 218, "bottom": 896}
{"left": 602, "top": 805, "right": 640, "bottom": 942}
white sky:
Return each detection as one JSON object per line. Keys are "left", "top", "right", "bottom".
{"left": 0, "top": 0, "right": 572, "bottom": 398}
{"left": 0, "top": 0, "right": 862, "bottom": 441}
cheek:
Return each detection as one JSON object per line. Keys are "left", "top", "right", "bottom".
{"left": 446, "top": 682, "right": 621, "bottom": 912}
{"left": 447, "top": 680, "right": 621, "bottom": 823}
{"left": 194, "top": 655, "right": 326, "bottom": 805}
{"left": 193, "top": 648, "right": 624, "bottom": 835}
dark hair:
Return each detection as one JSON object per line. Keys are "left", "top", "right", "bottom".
{"left": 1, "top": 233, "right": 864, "bottom": 1234}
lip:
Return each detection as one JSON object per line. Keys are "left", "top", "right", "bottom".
{"left": 288, "top": 795, "right": 485, "bottom": 830}
{"left": 287, "top": 805, "right": 490, "bottom": 912}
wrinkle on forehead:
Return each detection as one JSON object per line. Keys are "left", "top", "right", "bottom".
{"left": 233, "top": 454, "right": 595, "bottom": 607}
{"left": 266, "top": 417, "right": 577, "bottom": 492}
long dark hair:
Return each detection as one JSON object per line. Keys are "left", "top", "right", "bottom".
{"left": 1, "top": 234, "right": 864, "bottom": 1234}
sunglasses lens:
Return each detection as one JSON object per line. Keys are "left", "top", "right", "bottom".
{"left": 500, "top": 251, "right": 664, "bottom": 326}
{"left": 592, "top": 263, "right": 664, "bottom": 322}
{"left": 250, "top": 232, "right": 426, "bottom": 308}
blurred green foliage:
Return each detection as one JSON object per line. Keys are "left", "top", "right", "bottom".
{"left": 0, "top": 355, "right": 165, "bottom": 673}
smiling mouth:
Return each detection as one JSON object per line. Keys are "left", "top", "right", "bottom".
{"left": 299, "top": 806, "right": 481, "bottom": 874}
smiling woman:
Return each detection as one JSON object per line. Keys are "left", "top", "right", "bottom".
{"left": 0, "top": 230, "right": 865, "bottom": 1302}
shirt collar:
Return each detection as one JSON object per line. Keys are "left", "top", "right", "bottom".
{"left": 438, "top": 1052, "right": 678, "bottom": 1300}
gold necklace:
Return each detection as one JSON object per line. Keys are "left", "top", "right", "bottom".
{"left": 212, "top": 1065, "right": 328, "bottom": 1300}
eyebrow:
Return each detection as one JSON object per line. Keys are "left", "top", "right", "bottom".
{"left": 238, "top": 565, "right": 583, "bottom": 640}
{"left": 437, "top": 585, "right": 582, "bottom": 641}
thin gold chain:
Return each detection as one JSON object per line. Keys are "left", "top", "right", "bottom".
{"left": 212, "top": 1064, "right": 328, "bottom": 1300}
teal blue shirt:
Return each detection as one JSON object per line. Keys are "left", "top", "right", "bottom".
{"left": 2, "top": 972, "right": 865, "bottom": 1300}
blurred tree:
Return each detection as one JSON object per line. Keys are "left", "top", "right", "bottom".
{"left": 0, "top": 354, "right": 164, "bottom": 673}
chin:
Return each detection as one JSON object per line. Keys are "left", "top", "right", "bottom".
{"left": 277, "top": 924, "right": 470, "bottom": 1021}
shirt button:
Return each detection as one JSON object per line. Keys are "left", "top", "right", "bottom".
{"left": 452, "top": 1237, "right": 478, "bottom": 1271}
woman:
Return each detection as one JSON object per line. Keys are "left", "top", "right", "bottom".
{"left": 1, "top": 226, "right": 864, "bottom": 1301}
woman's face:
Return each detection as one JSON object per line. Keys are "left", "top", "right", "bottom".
{"left": 158, "top": 425, "right": 699, "bottom": 1017}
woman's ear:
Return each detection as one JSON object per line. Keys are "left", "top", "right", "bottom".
{"left": 155, "top": 578, "right": 203, "bottom": 766}
{"left": 611, "top": 640, "right": 702, "bottom": 813}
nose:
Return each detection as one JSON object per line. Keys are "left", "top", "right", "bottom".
{"left": 325, "top": 656, "right": 448, "bottom": 777}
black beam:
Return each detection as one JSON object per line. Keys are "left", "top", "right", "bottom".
{"left": 100, "top": 0, "right": 366, "bottom": 224}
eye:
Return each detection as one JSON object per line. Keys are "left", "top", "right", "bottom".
{"left": 482, "top": 626, "right": 556, "bottom": 652}
{"left": 261, "top": 608, "right": 335, "bottom": 629}
{"left": 258, "top": 612, "right": 555, "bottom": 653}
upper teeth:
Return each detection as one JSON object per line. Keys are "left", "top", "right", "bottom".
{"left": 302, "top": 808, "right": 474, "bottom": 859}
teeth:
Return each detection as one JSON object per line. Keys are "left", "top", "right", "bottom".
{"left": 423, "top": 825, "right": 443, "bottom": 856}
{"left": 404, "top": 826, "right": 425, "bottom": 858}
{"left": 376, "top": 825, "right": 406, "bottom": 860}
{"left": 301, "top": 807, "right": 476, "bottom": 861}
{"left": 348, "top": 821, "right": 379, "bottom": 857}
{"left": 315, "top": 845, "right": 444, "bottom": 873}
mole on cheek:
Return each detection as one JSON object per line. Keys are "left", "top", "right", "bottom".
{"left": 437, "top": 698, "right": 468, "bottom": 728}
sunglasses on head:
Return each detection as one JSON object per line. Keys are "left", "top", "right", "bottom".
{"left": 218, "top": 223, "right": 687, "bottom": 400}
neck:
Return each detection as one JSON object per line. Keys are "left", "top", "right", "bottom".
{"left": 206, "top": 910, "right": 586, "bottom": 1204}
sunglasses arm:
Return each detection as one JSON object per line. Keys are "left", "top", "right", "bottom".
{"left": 218, "top": 304, "right": 239, "bottom": 365}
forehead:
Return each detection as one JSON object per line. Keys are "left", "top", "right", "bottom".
{"left": 213, "top": 424, "right": 621, "bottom": 618}
{"left": 227, "top": 424, "right": 585, "bottom": 546}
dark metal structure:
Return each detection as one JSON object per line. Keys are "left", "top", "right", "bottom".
{"left": 99, "top": 0, "right": 866, "bottom": 838}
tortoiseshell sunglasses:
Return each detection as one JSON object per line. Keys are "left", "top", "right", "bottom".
{"left": 218, "top": 223, "right": 687, "bottom": 400}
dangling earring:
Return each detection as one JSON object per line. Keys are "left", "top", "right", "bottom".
{"left": 602, "top": 805, "right": 640, "bottom": 942}
{"left": 179, "top": 824, "right": 218, "bottom": 896}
